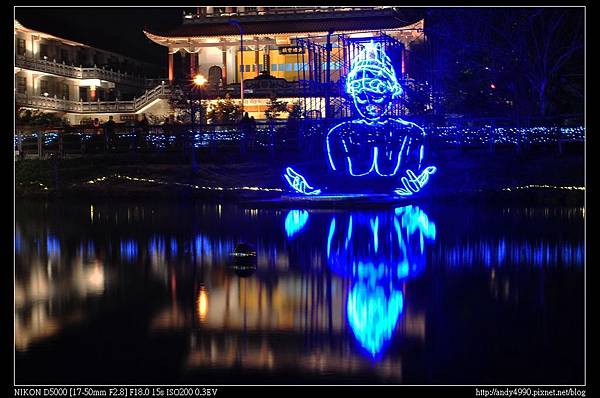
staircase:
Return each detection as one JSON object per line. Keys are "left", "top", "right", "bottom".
{"left": 15, "top": 84, "right": 171, "bottom": 114}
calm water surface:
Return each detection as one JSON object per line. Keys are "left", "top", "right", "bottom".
{"left": 15, "top": 201, "right": 584, "bottom": 384}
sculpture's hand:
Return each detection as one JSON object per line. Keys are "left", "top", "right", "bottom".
{"left": 394, "top": 166, "right": 437, "bottom": 196}
{"left": 284, "top": 167, "right": 322, "bottom": 195}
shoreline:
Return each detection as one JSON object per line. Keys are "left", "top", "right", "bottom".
{"left": 15, "top": 149, "right": 585, "bottom": 208}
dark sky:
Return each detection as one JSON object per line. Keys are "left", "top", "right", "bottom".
{"left": 15, "top": 7, "right": 189, "bottom": 65}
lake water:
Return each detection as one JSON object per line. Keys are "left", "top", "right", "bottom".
{"left": 15, "top": 200, "right": 584, "bottom": 384}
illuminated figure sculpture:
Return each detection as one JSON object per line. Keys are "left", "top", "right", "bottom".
{"left": 284, "top": 205, "right": 436, "bottom": 357}
{"left": 284, "top": 41, "right": 436, "bottom": 196}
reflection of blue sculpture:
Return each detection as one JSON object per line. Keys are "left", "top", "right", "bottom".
{"left": 347, "top": 265, "right": 404, "bottom": 357}
{"left": 284, "top": 209, "right": 309, "bottom": 238}
{"left": 284, "top": 206, "right": 436, "bottom": 358}
{"left": 283, "top": 41, "right": 436, "bottom": 196}
{"left": 326, "top": 206, "right": 436, "bottom": 280}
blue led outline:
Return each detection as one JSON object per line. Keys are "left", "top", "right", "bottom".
{"left": 326, "top": 119, "right": 430, "bottom": 179}
{"left": 284, "top": 40, "right": 438, "bottom": 195}
{"left": 394, "top": 166, "right": 437, "bottom": 196}
{"left": 283, "top": 167, "right": 321, "bottom": 195}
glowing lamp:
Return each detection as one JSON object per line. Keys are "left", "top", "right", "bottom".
{"left": 197, "top": 287, "right": 208, "bottom": 322}
{"left": 193, "top": 74, "right": 207, "bottom": 87}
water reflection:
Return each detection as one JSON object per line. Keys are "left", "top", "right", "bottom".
{"left": 286, "top": 206, "right": 436, "bottom": 357}
{"left": 15, "top": 202, "right": 584, "bottom": 384}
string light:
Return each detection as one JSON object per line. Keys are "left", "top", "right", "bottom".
{"left": 85, "top": 174, "right": 283, "bottom": 192}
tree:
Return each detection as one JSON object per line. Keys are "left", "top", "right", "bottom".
{"left": 264, "top": 95, "right": 289, "bottom": 120}
{"left": 167, "top": 82, "right": 207, "bottom": 124}
{"left": 286, "top": 101, "right": 303, "bottom": 139}
{"left": 16, "top": 109, "right": 70, "bottom": 130}
{"left": 424, "top": 8, "right": 583, "bottom": 120}
{"left": 206, "top": 93, "right": 242, "bottom": 124}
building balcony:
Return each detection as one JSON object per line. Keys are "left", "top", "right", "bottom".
{"left": 15, "top": 55, "right": 146, "bottom": 87}
{"left": 15, "top": 83, "right": 170, "bottom": 114}
{"left": 183, "top": 7, "right": 398, "bottom": 24}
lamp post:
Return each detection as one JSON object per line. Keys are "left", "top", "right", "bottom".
{"left": 229, "top": 19, "right": 244, "bottom": 113}
{"left": 191, "top": 73, "right": 207, "bottom": 171}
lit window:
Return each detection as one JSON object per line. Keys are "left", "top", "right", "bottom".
{"left": 16, "top": 38, "right": 26, "bottom": 56}
{"left": 16, "top": 76, "right": 26, "bottom": 93}
{"left": 272, "top": 64, "right": 278, "bottom": 71}
{"left": 286, "top": 63, "right": 292, "bottom": 71}
{"left": 279, "top": 63, "right": 284, "bottom": 71}
{"left": 252, "top": 64, "right": 256, "bottom": 72}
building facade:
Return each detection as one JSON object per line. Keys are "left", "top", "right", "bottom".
{"left": 15, "top": 7, "right": 426, "bottom": 124}
{"left": 144, "top": 6, "right": 426, "bottom": 119}
{"left": 14, "top": 19, "right": 169, "bottom": 124}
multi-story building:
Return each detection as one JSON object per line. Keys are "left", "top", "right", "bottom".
{"left": 144, "top": 6, "right": 426, "bottom": 119}
{"left": 15, "top": 7, "right": 426, "bottom": 124}
{"left": 14, "top": 19, "right": 169, "bottom": 124}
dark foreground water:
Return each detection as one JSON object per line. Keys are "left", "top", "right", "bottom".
{"left": 15, "top": 200, "right": 584, "bottom": 384}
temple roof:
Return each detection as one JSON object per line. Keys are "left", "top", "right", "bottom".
{"left": 144, "top": 14, "right": 422, "bottom": 43}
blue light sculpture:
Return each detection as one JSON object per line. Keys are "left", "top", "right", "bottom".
{"left": 283, "top": 40, "right": 436, "bottom": 196}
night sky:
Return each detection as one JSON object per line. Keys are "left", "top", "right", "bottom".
{"left": 14, "top": 7, "right": 190, "bottom": 65}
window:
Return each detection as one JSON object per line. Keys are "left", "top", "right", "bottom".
{"left": 39, "top": 44, "right": 48, "bottom": 59}
{"left": 286, "top": 63, "right": 292, "bottom": 71}
{"left": 61, "top": 49, "right": 69, "bottom": 63}
{"left": 252, "top": 64, "right": 256, "bottom": 72}
{"left": 245, "top": 64, "right": 251, "bottom": 72}
{"left": 16, "top": 76, "right": 26, "bottom": 93}
{"left": 62, "top": 84, "right": 69, "bottom": 100}
{"left": 40, "top": 80, "right": 49, "bottom": 95}
{"left": 16, "top": 38, "right": 26, "bottom": 56}
{"left": 240, "top": 65, "right": 244, "bottom": 72}
{"left": 271, "top": 63, "right": 278, "bottom": 71}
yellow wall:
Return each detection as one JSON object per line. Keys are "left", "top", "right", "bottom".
{"left": 236, "top": 47, "right": 344, "bottom": 82}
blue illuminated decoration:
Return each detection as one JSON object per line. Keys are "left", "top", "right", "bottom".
{"left": 283, "top": 40, "right": 437, "bottom": 195}
{"left": 394, "top": 167, "right": 437, "bottom": 197}
{"left": 325, "top": 206, "right": 436, "bottom": 280}
{"left": 283, "top": 167, "right": 321, "bottom": 195}
{"left": 284, "top": 210, "right": 309, "bottom": 238}
{"left": 328, "top": 206, "right": 435, "bottom": 357}
{"left": 347, "top": 272, "right": 404, "bottom": 357}
{"left": 283, "top": 206, "right": 436, "bottom": 357}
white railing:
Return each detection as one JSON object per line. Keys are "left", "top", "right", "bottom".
{"left": 15, "top": 55, "right": 145, "bottom": 87}
{"left": 15, "top": 84, "right": 170, "bottom": 113}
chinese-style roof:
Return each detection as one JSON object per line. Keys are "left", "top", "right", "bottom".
{"left": 144, "top": 14, "right": 421, "bottom": 42}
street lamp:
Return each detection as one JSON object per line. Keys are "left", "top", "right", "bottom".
{"left": 229, "top": 19, "right": 244, "bottom": 114}
{"left": 190, "top": 73, "right": 206, "bottom": 171}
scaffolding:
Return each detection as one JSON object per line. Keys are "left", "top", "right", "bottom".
{"left": 294, "top": 31, "right": 406, "bottom": 122}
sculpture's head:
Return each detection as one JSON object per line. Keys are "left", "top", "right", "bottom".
{"left": 345, "top": 41, "right": 403, "bottom": 121}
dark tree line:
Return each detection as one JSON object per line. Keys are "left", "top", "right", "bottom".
{"left": 411, "top": 7, "right": 583, "bottom": 122}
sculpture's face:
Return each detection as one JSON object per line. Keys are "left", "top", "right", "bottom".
{"left": 353, "top": 84, "right": 393, "bottom": 121}
{"left": 345, "top": 42, "right": 402, "bottom": 122}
